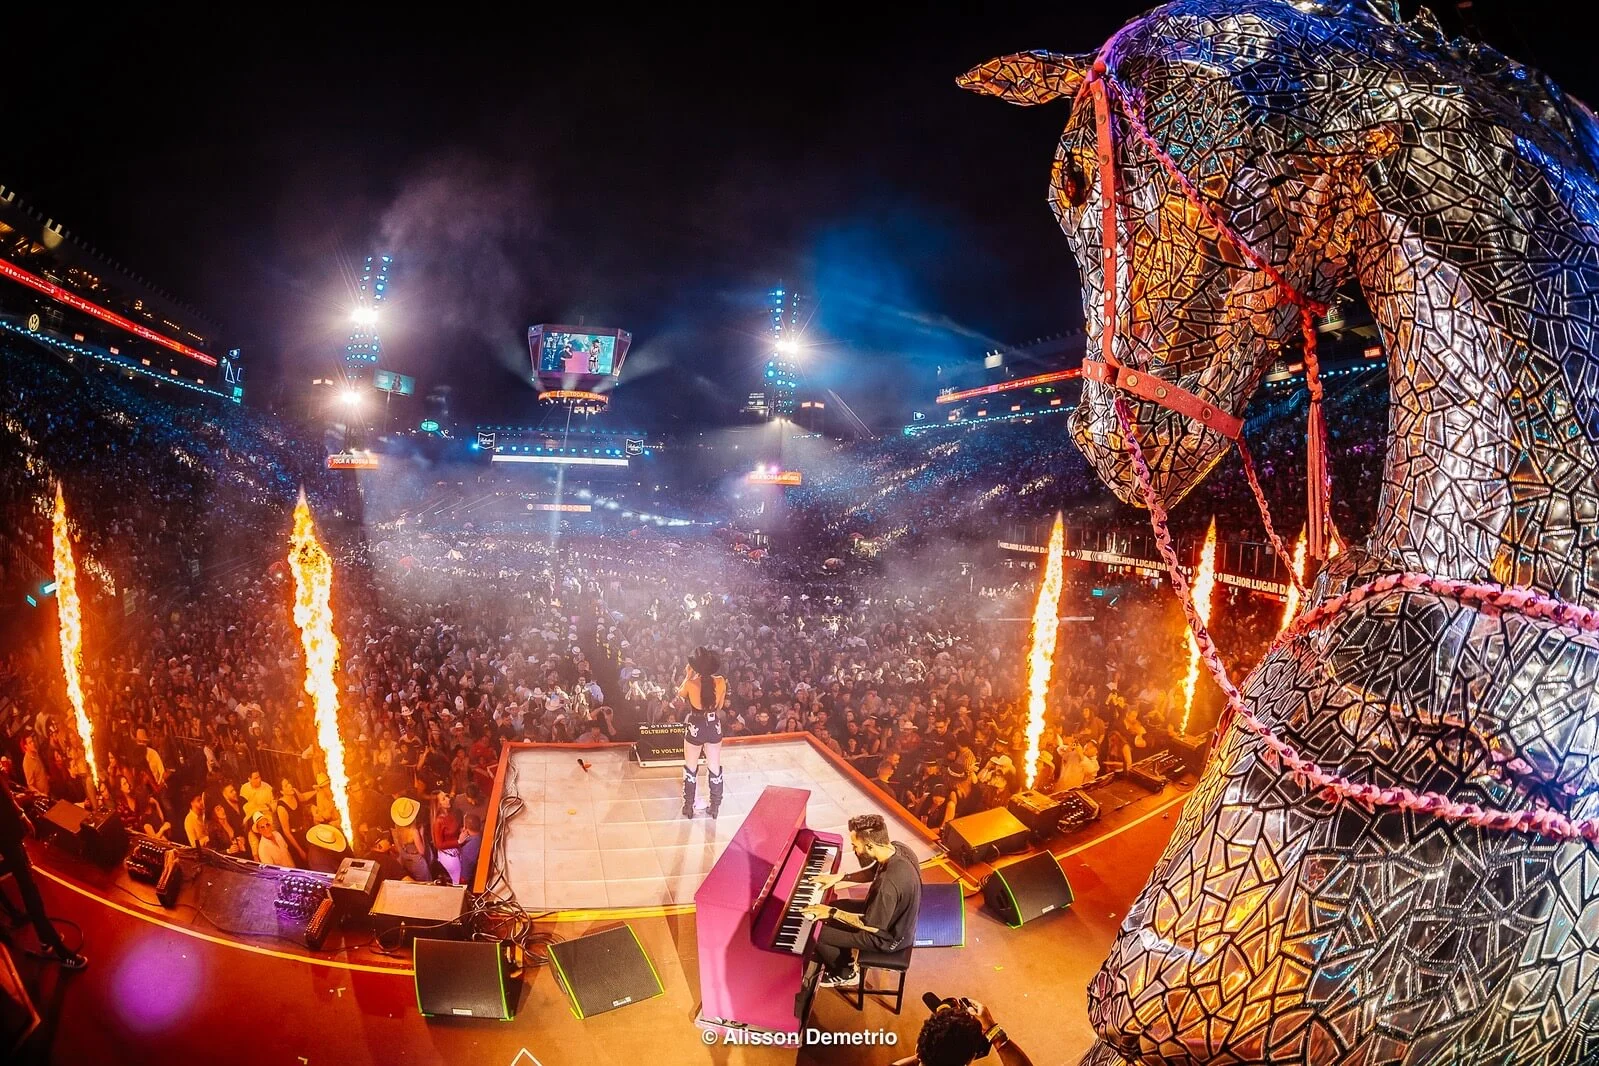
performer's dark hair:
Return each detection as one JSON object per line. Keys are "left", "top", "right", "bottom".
{"left": 847, "top": 813, "right": 890, "bottom": 846}
{"left": 916, "top": 1008, "right": 986, "bottom": 1066}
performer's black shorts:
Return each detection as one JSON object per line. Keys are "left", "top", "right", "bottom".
{"left": 685, "top": 713, "right": 723, "bottom": 746}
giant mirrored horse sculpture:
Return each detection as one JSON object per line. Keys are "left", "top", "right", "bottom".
{"left": 963, "top": 1, "right": 1599, "bottom": 1063}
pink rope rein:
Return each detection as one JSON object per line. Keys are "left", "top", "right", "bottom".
{"left": 1235, "top": 437, "right": 1309, "bottom": 596}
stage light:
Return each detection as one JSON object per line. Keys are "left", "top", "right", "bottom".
{"left": 776, "top": 338, "right": 801, "bottom": 355}
{"left": 341, "top": 389, "right": 362, "bottom": 407}
{"left": 351, "top": 307, "right": 378, "bottom": 327}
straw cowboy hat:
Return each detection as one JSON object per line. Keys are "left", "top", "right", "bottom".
{"left": 307, "top": 823, "right": 347, "bottom": 852}
{"left": 391, "top": 797, "right": 421, "bottom": 828}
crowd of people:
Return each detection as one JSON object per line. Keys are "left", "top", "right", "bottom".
{"left": 0, "top": 336, "right": 1390, "bottom": 893}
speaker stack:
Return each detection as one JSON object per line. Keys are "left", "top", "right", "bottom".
{"left": 546, "top": 925, "right": 664, "bottom": 1019}
{"left": 982, "top": 851, "right": 1074, "bottom": 927}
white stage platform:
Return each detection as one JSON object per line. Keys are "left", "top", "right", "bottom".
{"left": 487, "top": 736, "right": 936, "bottom": 911}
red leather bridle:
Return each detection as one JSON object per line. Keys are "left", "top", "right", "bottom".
{"left": 1077, "top": 54, "right": 1332, "bottom": 562}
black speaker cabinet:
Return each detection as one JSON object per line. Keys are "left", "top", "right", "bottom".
{"left": 82, "top": 809, "right": 127, "bottom": 866}
{"left": 913, "top": 881, "right": 966, "bottom": 947}
{"left": 1166, "top": 732, "right": 1211, "bottom": 775}
{"left": 940, "top": 807, "right": 1033, "bottom": 865}
{"left": 40, "top": 801, "right": 126, "bottom": 866}
{"left": 414, "top": 937, "right": 512, "bottom": 1019}
{"left": 547, "top": 924, "right": 664, "bottom": 1019}
{"left": 983, "top": 851, "right": 1074, "bottom": 928}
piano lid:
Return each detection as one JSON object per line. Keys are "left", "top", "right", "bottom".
{"left": 694, "top": 786, "right": 811, "bottom": 911}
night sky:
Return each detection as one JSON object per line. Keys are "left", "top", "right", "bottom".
{"left": 0, "top": 2, "right": 1584, "bottom": 431}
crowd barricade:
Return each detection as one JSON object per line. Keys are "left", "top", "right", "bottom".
{"left": 255, "top": 746, "right": 315, "bottom": 791}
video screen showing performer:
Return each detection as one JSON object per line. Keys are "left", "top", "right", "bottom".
{"left": 676, "top": 646, "right": 727, "bottom": 818}
{"left": 537, "top": 332, "right": 618, "bottom": 375}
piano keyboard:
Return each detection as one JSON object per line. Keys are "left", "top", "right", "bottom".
{"left": 772, "top": 839, "right": 842, "bottom": 954}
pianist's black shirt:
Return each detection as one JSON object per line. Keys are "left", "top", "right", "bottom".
{"left": 862, "top": 842, "right": 921, "bottom": 951}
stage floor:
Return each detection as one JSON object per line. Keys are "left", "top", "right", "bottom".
{"left": 16, "top": 783, "right": 1189, "bottom": 1066}
{"left": 494, "top": 739, "right": 937, "bottom": 910}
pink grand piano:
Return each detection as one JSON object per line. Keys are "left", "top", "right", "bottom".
{"left": 695, "top": 786, "right": 843, "bottom": 1036}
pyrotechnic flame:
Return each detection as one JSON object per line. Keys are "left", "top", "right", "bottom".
{"left": 288, "top": 491, "right": 354, "bottom": 833}
{"left": 1280, "top": 531, "right": 1307, "bottom": 633}
{"left": 1179, "top": 518, "right": 1219, "bottom": 734}
{"left": 51, "top": 485, "right": 97, "bottom": 794}
{"left": 1024, "top": 513, "right": 1066, "bottom": 788}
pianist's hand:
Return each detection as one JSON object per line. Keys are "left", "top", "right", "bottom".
{"left": 801, "top": 904, "right": 833, "bottom": 921}
{"left": 812, "top": 872, "right": 844, "bottom": 890}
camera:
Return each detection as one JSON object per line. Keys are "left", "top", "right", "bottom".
{"left": 920, "top": 992, "right": 991, "bottom": 1057}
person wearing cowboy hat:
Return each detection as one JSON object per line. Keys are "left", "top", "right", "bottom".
{"left": 312, "top": 772, "right": 337, "bottom": 826}
{"left": 305, "top": 822, "right": 350, "bottom": 874}
{"left": 389, "top": 796, "right": 432, "bottom": 881}
{"left": 676, "top": 646, "right": 728, "bottom": 818}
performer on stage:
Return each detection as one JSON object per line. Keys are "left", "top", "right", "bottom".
{"left": 677, "top": 646, "right": 727, "bottom": 818}
{"left": 802, "top": 813, "right": 920, "bottom": 988}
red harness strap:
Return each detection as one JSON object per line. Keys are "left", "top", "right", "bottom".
{"left": 1083, "top": 56, "right": 1331, "bottom": 560}
{"left": 1081, "top": 359, "right": 1243, "bottom": 440}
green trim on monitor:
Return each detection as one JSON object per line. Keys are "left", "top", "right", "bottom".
{"left": 997, "top": 872, "right": 1024, "bottom": 929}
{"left": 495, "top": 944, "right": 510, "bottom": 1019}
{"left": 547, "top": 945, "right": 583, "bottom": 1019}
{"left": 627, "top": 924, "right": 666, "bottom": 999}
{"left": 959, "top": 890, "right": 968, "bottom": 945}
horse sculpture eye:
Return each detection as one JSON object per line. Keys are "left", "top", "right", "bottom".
{"left": 1059, "top": 160, "right": 1090, "bottom": 208}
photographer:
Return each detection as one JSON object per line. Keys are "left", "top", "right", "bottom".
{"left": 891, "top": 997, "right": 1033, "bottom": 1066}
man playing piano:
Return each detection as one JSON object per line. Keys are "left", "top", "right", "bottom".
{"left": 801, "top": 813, "right": 921, "bottom": 988}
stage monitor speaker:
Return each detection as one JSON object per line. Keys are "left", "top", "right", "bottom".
{"left": 940, "top": 807, "right": 1033, "bottom": 865}
{"left": 370, "top": 881, "right": 468, "bottom": 943}
{"left": 156, "top": 849, "right": 183, "bottom": 909}
{"left": 547, "top": 924, "right": 664, "bottom": 1019}
{"left": 330, "top": 858, "right": 382, "bottom": 916}
{"left": 913, "top": 882, "right": 966, "bottom": 948}
{"left": 983, "top": 851, "right": 1074, "bottom": 928}
{"left": 414, "top": 937, "right": 512, "bottom": 1019}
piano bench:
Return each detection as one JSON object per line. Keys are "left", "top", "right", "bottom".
{"left": 849, "top": 945, "right": 913, "bottom": 1014}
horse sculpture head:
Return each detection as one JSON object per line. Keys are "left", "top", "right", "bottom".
{"left": 961, "top": 0, "right": 1599, "bottom": 517}
{"left": 966, "top": 3, "right": 1599, "bottom": 1065}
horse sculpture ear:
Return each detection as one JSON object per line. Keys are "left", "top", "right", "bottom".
{"left": 957, "top": 50, "right": 1093, "bottom": 106}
